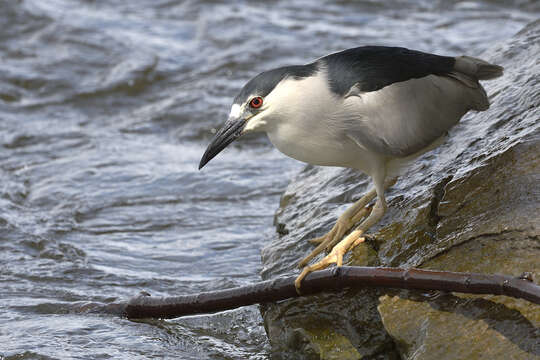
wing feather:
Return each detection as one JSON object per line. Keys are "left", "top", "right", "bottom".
{"left": 340, "top": 74, "right": 488, "bottom": 157}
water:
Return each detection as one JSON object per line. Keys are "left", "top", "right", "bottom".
{"left": 0, "top": 1, "right": 538, "bottom": 358}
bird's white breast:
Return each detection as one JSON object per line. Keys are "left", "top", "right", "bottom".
{"left": 263, "top": 69, "right": 379, "bottom": 173}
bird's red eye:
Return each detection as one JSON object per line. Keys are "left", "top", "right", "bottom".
{"left": 249, "top": 97, "right": 263, "bottom": 109}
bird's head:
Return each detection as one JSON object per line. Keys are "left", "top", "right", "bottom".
{"left": 198, "top": 64, "right": 318, "bottom": 169}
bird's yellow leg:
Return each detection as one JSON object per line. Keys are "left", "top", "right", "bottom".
{"left": 295, "top": 228, "right": 366, "bottom": 291}
{"left": 298, "top": 177, "right": 396, "bottom": 269}
{"left": 295, "top": 197, "right": 388, "bottom": 294}
{"left": 307, "top": 188, "right": 376, "bottom": 246}
{"left": 297, "top": 206, "right": 372, "bottom": 268}
{"left": 298, "top": 191, "right": 375, "bottom": 268}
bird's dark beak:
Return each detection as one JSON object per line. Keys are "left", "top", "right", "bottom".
{"left": 199, "top": 117, "right": 247, "bottom": 169}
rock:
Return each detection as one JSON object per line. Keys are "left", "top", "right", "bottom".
{"left": 260, "top": 20, "right": 540, "bottom": 359}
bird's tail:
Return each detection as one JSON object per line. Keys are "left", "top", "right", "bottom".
{"left": 454, "top": 56, "right": 504, "bottom": 80}
{"left": 447, "top": 56, "right": 503, "bottom": 111}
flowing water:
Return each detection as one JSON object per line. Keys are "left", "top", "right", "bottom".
{"left": 1, "top": 1, "right": 538, "bottom": 359}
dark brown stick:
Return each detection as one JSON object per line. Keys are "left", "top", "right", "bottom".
{"left": 124, "top": 267, "right": 539, "bottom": 319}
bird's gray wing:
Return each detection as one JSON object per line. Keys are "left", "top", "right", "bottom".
{"left": 339, "top": 74, "right": 489, "bottom": 157}
{"left": 321, "top": 47, "right": 502, "bottom": 157}
{"left": 318, "top": 46, "right": 503, "bottom": 157}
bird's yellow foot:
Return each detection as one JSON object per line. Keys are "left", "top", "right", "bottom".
{"left": 298, "top": 205, "right": 372, "bottom": 268}
{"left": 295, "top": 178, "right": 396, "bottom": 294}
{"left": 295, "top": 228, "right": 366, "bottom": 294}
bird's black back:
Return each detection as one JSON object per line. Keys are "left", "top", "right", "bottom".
{"left": 322, "top": 46, "right": 455, "bottom": 95}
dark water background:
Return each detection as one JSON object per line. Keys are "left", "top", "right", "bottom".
{"left": 1, "top": 1, "right": 538, "bottom": 359}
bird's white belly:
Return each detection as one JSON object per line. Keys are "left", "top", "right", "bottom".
{"left": 266, "top": 124, "right": 374, "bottom": 172}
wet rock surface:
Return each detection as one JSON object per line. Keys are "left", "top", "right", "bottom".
{"left": 260, "top": 20, "right": 540, "bottom": 359}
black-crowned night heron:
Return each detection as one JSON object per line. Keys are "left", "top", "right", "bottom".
{"left": 198, "top": 46, "right": 503, "bottom": 292}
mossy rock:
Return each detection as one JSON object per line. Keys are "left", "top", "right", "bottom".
{"left": 378, "top": 141, "right": 540, "bottom": 360}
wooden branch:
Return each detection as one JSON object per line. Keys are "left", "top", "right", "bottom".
{"left": 124, "top": 266, "right": 540, "bottom": 319}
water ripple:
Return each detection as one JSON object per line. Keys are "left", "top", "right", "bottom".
{"left": 1, "top": 0, "right": 538, "bottom": 358}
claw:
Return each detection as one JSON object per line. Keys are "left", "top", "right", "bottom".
{"left": 295, "top": 267, "right": 310, "bottom": 294}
